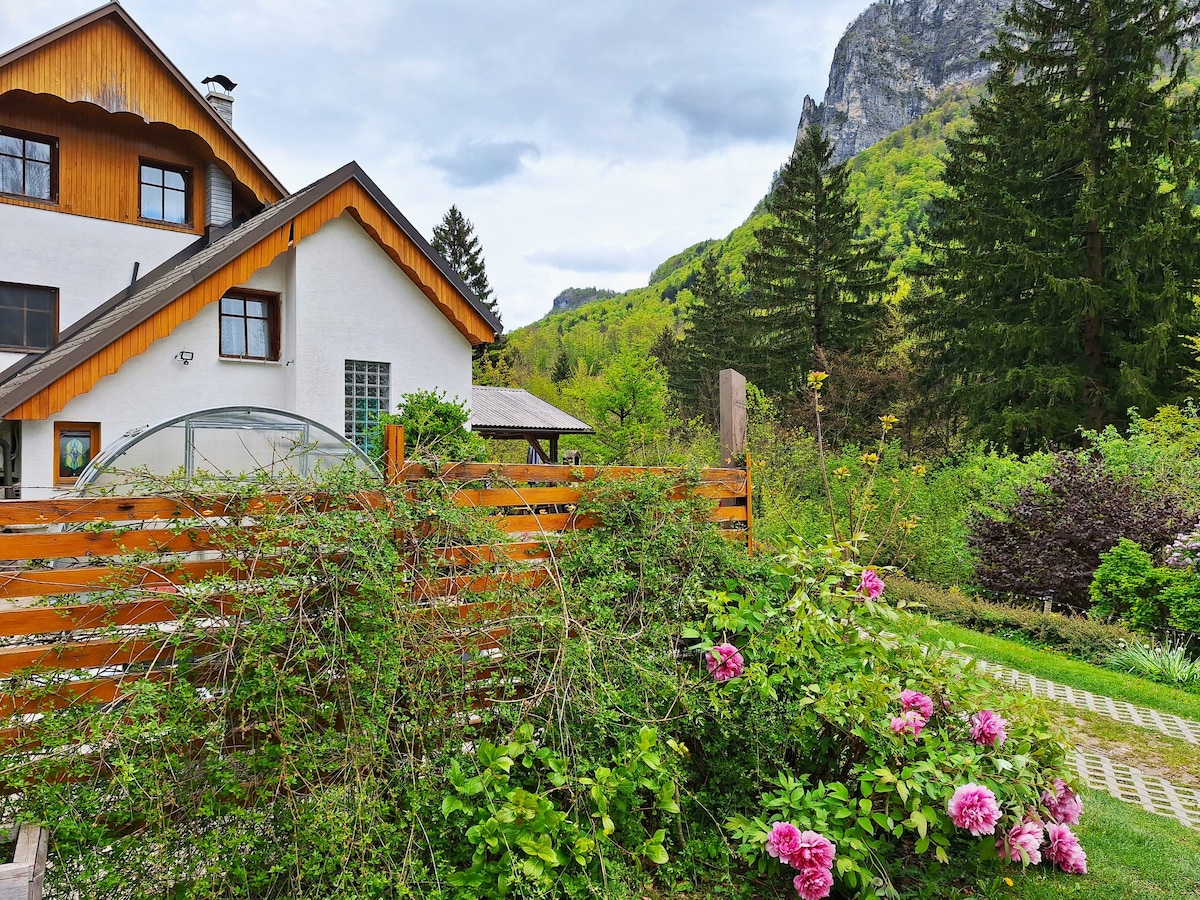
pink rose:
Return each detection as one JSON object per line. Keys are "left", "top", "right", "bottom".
{"left": 1045, "top": 823, "right": 1088, "bottom": 874}
{"left": 766, "top": 821, "right": 803, "bottom": 866}
{"left": 997, "top": 820, "right": 1043, "bottom": 866}
{"left": 792, "top": 831, "right": 835, "bottom": 870}
{"left": 890, "top": 709, "right": 927, "bottom": 737}
{"left": 707, "top": 642, "right": 744, "bottom": 682}
{"left": 947, "top": 783, "right": 1002, "bottom": 836}
{"left": 858, "top": 569, "right": 885, "bottom": 600}
{"left": 1041, "top": 779, "right": 1083, "bottom": 826}
{"left": 900, "top": 689, "right": 934, "bottom": 720}
{"left": 793, "top": 866, "right": 834, "bottom": 900}
{"left": 969, "top": 709, "right": 1008, "bottom": 747}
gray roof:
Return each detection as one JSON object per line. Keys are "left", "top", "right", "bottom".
{"left": 470, "top": 387, "right": 594, "bottom": 435}
{"left": 0, "top": 162, "right": 501, "bottom": 417}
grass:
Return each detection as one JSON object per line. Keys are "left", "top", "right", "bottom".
{"left": 1000, "top": 789, "right": 1200, "bottom": 899}
{"left": 912, "top": 617, "right": 1200, "bottom": 722}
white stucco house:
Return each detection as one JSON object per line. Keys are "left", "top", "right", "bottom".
{"left": 0, "top": 4, "right": 500, "bottom": 498}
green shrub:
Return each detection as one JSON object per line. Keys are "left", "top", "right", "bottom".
{"left": 1090, "top": 539, "right": 1200, "bottom": 634}
{"left": 888, "top": 576, "right": 1138, "bottom": 666}
{"left": 1090, "top": 538, "right": 1160, "bottom": 627}
{"left": 369, "top": 388, "right": 487, "bottom": 464}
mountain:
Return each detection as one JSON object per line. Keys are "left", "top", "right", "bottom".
{"left": 550, "top": 287, "right": 619, "bottom": 314}
{"left": 798, "top": 0, "right": 1006, "bottom": 164}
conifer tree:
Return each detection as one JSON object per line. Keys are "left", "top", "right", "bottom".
{"left": 913, "top": 0, "right": 1200, "bottom": 451}
{"left": 742, "top": 125, "right": 894, "bottom": 397}
{"left": 669, "top": 253, "right": 741, "bottom": 424}
{"left": 431, "top": 205, "right": 502, "bottom": 329}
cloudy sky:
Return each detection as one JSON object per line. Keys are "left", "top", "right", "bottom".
{"left": 0, "top": 0, "right": 872, "bottom": 328}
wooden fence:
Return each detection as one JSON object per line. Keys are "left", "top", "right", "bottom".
{"left": 0, "top": 454, "right": 749, "bottom": 729}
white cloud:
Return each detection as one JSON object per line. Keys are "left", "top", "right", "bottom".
{"left": 0, "top": 0, "right": 873, "bottom": 326}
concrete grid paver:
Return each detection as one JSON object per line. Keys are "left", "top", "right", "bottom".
{"left": 969, "top": 658, "right": 1200, "bottom": 829}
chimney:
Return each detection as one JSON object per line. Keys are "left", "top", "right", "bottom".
{"left": 206, "top": 163, "right": 233, "bottom": 229}
{"left": 205, "top": 90, "right": 234, "bottom": 127}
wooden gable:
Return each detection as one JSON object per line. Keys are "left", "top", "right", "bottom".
{"left": 4, "top": 176, "right": 497, "bottom": 420}
{"left": 0, "top": 5, "right": 285, "bottom": 205}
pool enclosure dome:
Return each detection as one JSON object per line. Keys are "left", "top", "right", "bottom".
{"left": 73, "top": 406, "right": 380, "bottom": 494}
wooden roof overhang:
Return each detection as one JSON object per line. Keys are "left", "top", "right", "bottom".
{"left": 0, "top": 3, "right": 286, "bottom": 204}
{"left": 0, "top": 163, "right": 499, "bottom": 420}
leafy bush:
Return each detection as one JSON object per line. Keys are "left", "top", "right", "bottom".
{"left": 697, "top": 541, "right": 1079, "bottom": 898}
{"left": 1090, "top": 539, "right": 1200, "bottom": 634}
{"left": 369, "top": 388, "right": 487, "bottom": 464}
{"left": 888, "top": 577, "right": 1138, "bottom": 666}
{"left": 968, "top": 452, "right": 1187, "bottom": 610}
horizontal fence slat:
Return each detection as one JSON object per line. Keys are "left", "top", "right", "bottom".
{"left": 0, "top": 598, "right": 186, "bottom": 638}
{"left": 413, "top": 570, "right": 549, "bottom": 601}
{"left": 492, "top": 513, "right": 599, "bottom": 534}
{"left": 0, "top": 559, "right": 244, "bottom": 601}
{"left": 0, "top": 672, "right": 169, "bottom": 717}
{"left": 452, "top": 487, "right": 582, "bottom": 508}
{"left": 0, "top": 638, "right": 174, "bottom": 677}
{"left": 398, "top": 462, "right": 747, "bottom": 487}
{"left": 0, "top": 527, "right": 219, "bottom": 561}
{"left": 712, "top": 505, "right": 749, "bottom": 522}
{"left": 432, "top": 542, "right": 551, "bottom": 566}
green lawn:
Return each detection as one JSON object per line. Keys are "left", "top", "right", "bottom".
{"left": 1002, "top": 789, "right": 1200, "bottom": 899}
{"left": 912, "top": 618, "right": 1200, "bottom": 722}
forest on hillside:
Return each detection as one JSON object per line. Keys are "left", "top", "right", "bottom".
{"left": 467, "top": 25, "right": 1200, "bottom": 467}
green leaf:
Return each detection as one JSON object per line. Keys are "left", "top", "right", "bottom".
{"left": 909, "top": 809, "right": 928, "bottom": 839}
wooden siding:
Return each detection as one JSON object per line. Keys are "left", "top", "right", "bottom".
{"left": 6, "top": 180, "right": 497, "bottom": 420}
{"left": 0, "top": 16, "right": 282, "bottom": 206}
{"left": 0, "top": 93, "right": 209, "bottom": 232}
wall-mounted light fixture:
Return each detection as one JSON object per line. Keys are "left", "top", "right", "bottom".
{"left": 176, "top": 350, "right": 194, "bottom": 365}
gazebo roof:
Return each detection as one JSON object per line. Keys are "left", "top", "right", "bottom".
{"left": 469, "top": 387, "right": 593, "bottom": 437}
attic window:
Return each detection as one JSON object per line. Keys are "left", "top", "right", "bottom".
{"left": 0, "top": 282, "right": 57, "bottom": 352}
{"left": 219, "top": 292, "right": 280, "bottom": 360}
{"left": 140, "top": 161, "right": 190, "bottom": 225}
{"left": 0, "top": 127, "right": 55, "bottom": 202}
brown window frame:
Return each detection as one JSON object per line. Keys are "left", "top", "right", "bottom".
{"left": 139, "top": 159, "right": 192, "bottom": 226}
{"left": 0, "top": 281, "right": 58, "bottom": 353}
{"left": 219, "top": 290, "right": 281, "bottom": 361}
{"left": 53, "top": 421, "right": 100, "bottom": 487}
{"left": 0, "top": 126, "right": 57, "bottom": 203}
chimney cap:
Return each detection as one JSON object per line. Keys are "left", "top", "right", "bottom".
{"left": 202, "top": 74, "right": 237, "bottom": 93}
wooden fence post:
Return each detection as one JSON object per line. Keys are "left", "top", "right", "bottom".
{"left": 384, "top": 425, "right": 405, "bottom": 485}
{"left": 718, "top": 368, "right": 747, "bottom": 466}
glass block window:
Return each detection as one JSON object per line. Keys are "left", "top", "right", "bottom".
{"left": 0, "top": 128, "right": 54, "bottom": 201}
{"left": 140, "top": 162, "right": 190, "bottom": 224}
{"left": 344, "top": 360, "right": 390, "bottom": 449}
{"left": 0, "top": 282, "right": 56, "bottom": 351}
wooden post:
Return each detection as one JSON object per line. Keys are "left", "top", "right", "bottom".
{"left": 744, "top": 450, "right": 754, "bottom": 556}
{"left": 384, "top": 424, "right": 405, "bottom": 485}
{"left": 718, "top": 368, "right": 747, "bottom": 466}
{"left": 0, "top": 825, "right": 48, "bottom": 900}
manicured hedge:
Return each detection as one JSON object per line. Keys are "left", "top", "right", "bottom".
{"left": 889, "top": 576, "right": 1140, "bottom": 666}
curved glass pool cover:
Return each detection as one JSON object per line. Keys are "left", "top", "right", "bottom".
{"left": 73, "top": 406, "right": 381, "bottom": 494}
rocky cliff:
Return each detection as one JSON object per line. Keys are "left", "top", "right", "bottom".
{"left": 799, "top": 0, "right": 1007, "bottom": 163}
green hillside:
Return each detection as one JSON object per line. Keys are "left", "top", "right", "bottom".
{"left": 501, "top": 88, "right": 973, "bottom": 385}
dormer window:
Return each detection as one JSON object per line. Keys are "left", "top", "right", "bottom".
{"left": 0, "top": 127, "right": 55, "bottom": 202}
{"left": 140, "top": 161, "right": 190, "bottom": 224}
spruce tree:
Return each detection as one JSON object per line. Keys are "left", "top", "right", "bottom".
{"left": 431, "top": 205, "right": 502, "bottom": 328}
{"left": 741, "top": 125, "right": 894, "bottom": 397}
{"left": 914, "top": 0, "right": 1200, "bottom": 451}
{"left": 669, "top": 253, "right": 740, "bottom": 424}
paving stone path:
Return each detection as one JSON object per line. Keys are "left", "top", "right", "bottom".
{"left": 970, "top": 658, "right": 1200, "bottom": 829}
